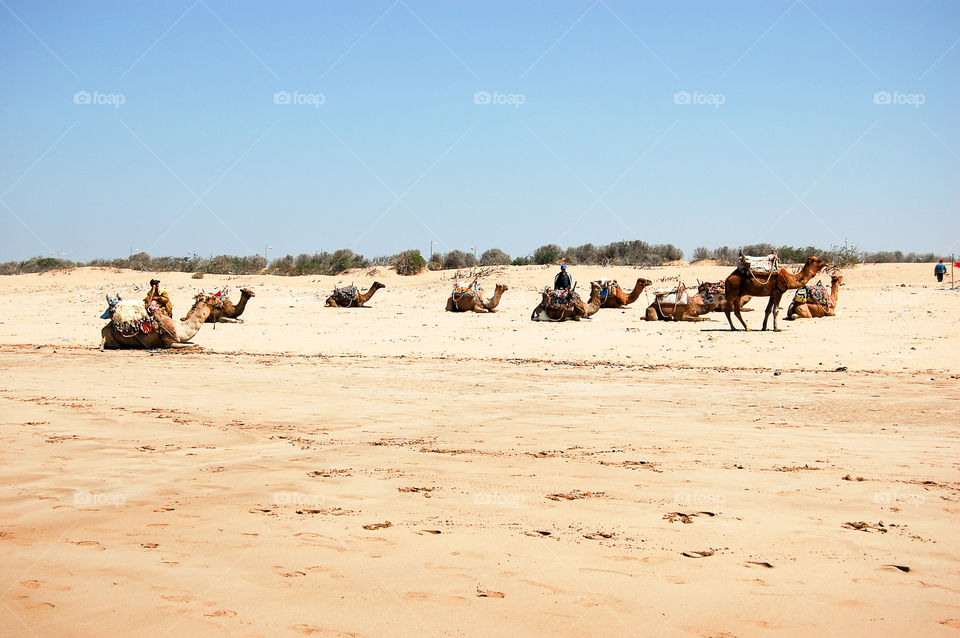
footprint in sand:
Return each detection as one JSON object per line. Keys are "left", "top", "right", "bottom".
{"left": 204, "top": 610, "right": 237, "bottom": 617}
{"left": 69, "top": 540, "right": 104, "bottom": 551}
{"left": 401, "top": 591, "right": 469, "bottom": 605}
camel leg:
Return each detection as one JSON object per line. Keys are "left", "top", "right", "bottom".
{"left": 761, "top": 297, "right": 775, "bottom": 331}
{"left": 792, "top": 304, "right": 813, "bottom": 319}
{"left": 445, "top": 298, "right": 455, "bottom": 312}
{"left": 731, "top": 298, "right": 749, "bottom": 331}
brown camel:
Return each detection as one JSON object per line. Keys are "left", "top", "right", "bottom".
{"left": 787, "top": 274, "right": 843, "bottom": 319}
{"left": 325, "top": 282, "right": 385, "bottom": 308}
{"left": 724, "top": 256, "right": 830, "bottom": 331}
{"left": 698, "top": 281, "right": 753, "bottom": 313}
{"left": 446, "top": 283, "right": 508, "bottom": 313}
{"left": 531, "top": 282, "right": 603, "bottom": 321}
{"left": 182, "top": 287, "right": 255, "bottom": 323}
{"left": 101, "top": 293, "right": 222, "bottom": 350}
{"left": 644, "top": 283, "right": 722, "bottom": 321}
{"left": 597, "top": 277, "right": 653, "bottom": 308}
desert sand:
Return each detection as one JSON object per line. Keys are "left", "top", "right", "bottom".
{"left": 1, "top": 262, "right": 958, "bottom": 637}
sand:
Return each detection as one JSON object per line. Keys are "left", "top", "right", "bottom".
{"left": 0, "top": 263, "right": 958, "bottom": 637}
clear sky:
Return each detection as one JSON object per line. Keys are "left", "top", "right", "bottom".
{"left": 1, "top": 0, "right": 957, "bottom": 261}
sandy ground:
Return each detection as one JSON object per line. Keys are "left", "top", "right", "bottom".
{"left": 0, "top": 263, "right": 958, "bottom": 637}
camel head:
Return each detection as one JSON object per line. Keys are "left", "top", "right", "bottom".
{"left": 637, "top": 278, "right": 653, "bottom": 288}
{"left": 101, "top": 294, "right": 121, "bottom": 319}
{"left": 370, "top": 281, "right": 385, "bottom": 291}
{"left": 239, "top": 287, "right": 255, "bottom": 298}
{"left": 180, "top": 292, "right": 224, "bottom": 320}
{"left": 831, "top": 274, "right": 844, "bottom": 286}
{"left": 494, "top": 283, "right": 508, "bottom": 294}
{"left": 804, "top": 256, "right": 829, "bottom": 274}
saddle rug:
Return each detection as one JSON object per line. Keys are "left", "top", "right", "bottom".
{"left": 653, "top": 284, "right": 690, "bottom": 305}
{"left": 699, "top": 281, "right": 725, "bottom": 297}
{"left": 331, "top": 285, "right": 359, "bottom": 305}
{"left": 452, "top": 282, "right": 482, "bottom": 298}
{"left": 737, "top": 252, "right": 780, "bottom": 274}
{"left": 794, "top": 282, "right": 828, "bottom": 305}
{"left": 543, "top": 288, "right": 579, "bottom": 312}
{"left": 595, "top": 280, "right": 618, "bottom": 299}
{"left": 105, "top": 299, "right": 159, "bottom": 337}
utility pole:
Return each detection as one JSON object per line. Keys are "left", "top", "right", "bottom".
{"left": 430, "top": 241, "right": 437, "bottom": 261}
{"left": 264, "top": 244, "right": 273, "bottom": 265}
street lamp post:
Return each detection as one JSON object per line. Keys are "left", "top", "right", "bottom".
{"left": 430, "top": 241, "right": 437, "bottom": 261}
{"left": 470, "top": 246, "right": 476, "bottom": 263}
{"left": 264, "top": 244, "right": 273, "bottom": 265}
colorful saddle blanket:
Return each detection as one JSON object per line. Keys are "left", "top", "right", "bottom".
{"left": 104, "top": 299, "right": 159, "bottom": 337}
{"left": 543, "top": 287, "right": 579, "bottom": 312}
{"left": 699, "top": 281, "right": 725, "bottom": 297}
{"left": 794, "top": 282, "right": 828, "bottom": 305}
{"left": 331, "top": 285, "right": 358, "bottom": 305}
{"left": 452, "top": 282, "right": 482, "bottom": 298}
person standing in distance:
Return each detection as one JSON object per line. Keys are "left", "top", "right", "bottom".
{"left": 935, "top": 259, "right": 947, "bottom": 283}
{"left": 554, "top": 264, "right": 572, "bottom": 290}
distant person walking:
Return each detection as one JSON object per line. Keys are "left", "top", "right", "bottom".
{"left": 554, "top": 264, "right": 572, "bottom": 290}
{"left": 935, "top": 259, "right": 947, "bottom": 283}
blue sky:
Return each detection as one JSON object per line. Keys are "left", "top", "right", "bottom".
{"left": 1, "top": 0, "right": 957, "bottom": 261}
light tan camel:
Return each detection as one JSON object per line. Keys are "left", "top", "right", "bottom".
{"left": 101, "top": 293, "right": 222, "bottom": 350}
{"left": 786, "top": 274, "right": 843, "bottom": 319}
{"left": 724, "top": 256, "right": 830, "bottom": 331}
{"left": 325, "top": 282, "right": 385, "bottom": 308}
{"left": 531, "top": 282, "right": 602, "bottom": 321}
{"left": 182, "top": 287, "right": 255, "bottom": 323}
{"left": 446, "top": 284, "right": 508, "bottom": 313}
{"left": 644, "top": 283, "right": 722, "bottom": 321}
{"left": 597, "top": 277, "right": 653, "bottom": 309}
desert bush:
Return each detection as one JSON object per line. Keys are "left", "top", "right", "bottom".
{"left": 480, "top": 248, "right": 511, "bottom": 266}
{"left": 442, "top": 250, "right": 476, "bottom": 269}
{"left": 692, "top": 246, "right": 710, "bottom": 262}
{"left": 532, "top": 244, "right": 562, "bottom": 265}
{"left": 392, "top": 249, "right": 426, "bottom": 275}
{"left": 511, "top": 256, "right": 530, "bottom": 266}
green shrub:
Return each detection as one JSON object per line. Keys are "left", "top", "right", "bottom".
{"left": 532, "top": 244, "right": 562, "bottom": 265}
{"left": 480, "top": 248, "right": 511, "bottom": 266}
{"left": 391, "top": 249, "right": 426, "bottom": 275}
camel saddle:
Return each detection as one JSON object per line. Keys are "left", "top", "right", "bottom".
{"left": 737, "top": 252, "right": 780, "bottom": 275}
{"left": 331, "top": 285, "right": 359, "bottom": 306}
{"left": 452, "top": 282, "right": 482, "bottom": 298}
{"left": 700, "top": 281, "right": 724, "bottom": 297}
{"left": 543, "top": 288, "right": 578, "bottom": 312}
{"left": 794, "top": 281, "right": 828, "bottom": 305}
{"left": 653, "top": 284, "right": 690, "bottom": 305}
{"left": 596, "top": 280, "right": 617, "bottom": 299}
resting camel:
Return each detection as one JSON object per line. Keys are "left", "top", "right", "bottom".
{"left": 597, "top": 277, "right": 653, "bottom": 309}
{"left": 531, "top": 282, "right": 602, "bottom": 321}
{"left": 446, "top": 284, "right": 508, "bottom": 313}
{"left": 101, "top": 293, "right": 222, "bottom": 350}
{"left": 183, "top": 287, "right": 255, "bottom": 323}
{"left": 698, "top": 281, "right": 753, "bottom": 313}
{"left": 724, "top": 256, "right": 830, "bottom": 331}
{"left": 325, "top": 282, "right": 385, "bottom": 308}
{"left": 643, "top": 284, "right": 722, "bottom": 321}
{"left": 786, "top": 274, "right": 843, "bottom": 320}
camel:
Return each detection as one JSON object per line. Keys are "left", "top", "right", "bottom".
{"left": 531, "top": 282, "right": 603, "bottom": 321}
{"left": 698, "top": 280, "right": 753, "bottom": 313}
{"left": 724, "top": 256, "right": 830, "bottom": 331}
{"left": 596, "top": 277, "right": 653, "bottom": 309}
{"left": 446, "top": 283, "right": 508, "bottom": 313}
{"left": 101, "top": 293, "right": 222, "bottom": 350}
{"left": 182, "top": 287, "right": 255, "bottom": 323}
{"left": 786, "top": 274, "right": 843, "bottom": 320}
{"left": 325, "top": 282, "right": 385, "bottom": 308}
{"left": 644, "top": 283, "right": 722, "bottom": 321}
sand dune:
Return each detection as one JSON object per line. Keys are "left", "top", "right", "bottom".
{"left": 1, "top": 263, "right": 958, "bottom": 637}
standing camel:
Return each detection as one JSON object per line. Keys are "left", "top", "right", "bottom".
{"left": 724, "top": 256, "right": 830, "bottom": 331}
{"left": 786, "top": 274, "right": 843, "bottom": 319}
{"left": 597, "top": 278, "right": 653, "bottom": 309}
{"left": 325, "top": 282, "right": 385, "bottom": 308}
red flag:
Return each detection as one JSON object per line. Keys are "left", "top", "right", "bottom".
{"left": 954, "top": 262, "right": 960, "bottom": 268}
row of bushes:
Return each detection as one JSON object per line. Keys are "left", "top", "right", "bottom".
{"left": 0, "top": 242, "right": 947, "bottom": 276}
{"left": 691, "top": 244, "right": 940, "bottom": 268}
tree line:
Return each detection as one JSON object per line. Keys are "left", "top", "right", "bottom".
{"left": 0, "top": 241, "right": 944, "bottom": 276}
